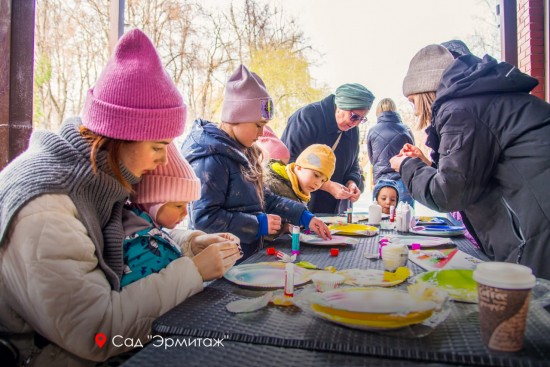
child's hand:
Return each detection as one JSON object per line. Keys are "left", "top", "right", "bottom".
{"left": 191, "top": 241, "right": 242, "bottom": 281}
{"left": 191, "top": 233, "right": 241, "bottom": 255}
{"left": 308, "top": 217, "right": 332, "bottom": 240}
{"left": 267, "top": 214, "right": 282, "bottom": 235}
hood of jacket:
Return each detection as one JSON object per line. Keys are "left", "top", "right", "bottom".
{"left": 434, "top": 54, "right": 538, "bottom": 111}
{"left": 376, "top": 111, "right": 402, "bottom": 125}
{"left": 182, "top": 119, "right": 249, "bottom": 168}
{"left": 372, "top": 179, "right": 400, "bottom": 203}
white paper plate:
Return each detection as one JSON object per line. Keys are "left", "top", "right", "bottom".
{"left": 383, "top": 234, "right": 454, "bottom": 247}
{"left": 300, "top": 234, "right": 358, "bottom": 246}
{"left": 224, "top": 262, "right": 311, "bottom": 288}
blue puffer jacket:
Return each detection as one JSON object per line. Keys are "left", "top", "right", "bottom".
{"left": 367, "top": 111, "right": 414, "bottom": 182}
{"left": 181, "top": 119, "right": 308, "bottom": 260}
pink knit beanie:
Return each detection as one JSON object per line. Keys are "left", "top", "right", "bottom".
{"left": 133, "top": 143, "right": 201, "bottom": 205}
{"left": 257, "top": 126, "right": 290, "bottom": 163}
{"left": 82, "top": 29, "right": 186, "bottom": 140}
{"left": 221, "top": 64, "right": 274, "bottom": 123}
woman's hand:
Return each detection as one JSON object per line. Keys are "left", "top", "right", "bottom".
{"left": 308, "top": 217, "right": 332, "bottom": 240}
{"left": 390, "top": 155, "right": 409, "bottom": 172}
{"left": 191, "top": 233, "right": 241, "bottom": 255}
{"left": 267, "top": 214, "right": 282, "bottom": 235}
{"left": 400, "top": 143, "right": 431, "bottom": 165}
{"left": 345, "top": 181, "right": 361, "bottom": 203}
{"left": 191, "top": 241, "right": 242, "bottom": 281}
{"left": 324, "top": 180, "right": 352, "bottom": 199}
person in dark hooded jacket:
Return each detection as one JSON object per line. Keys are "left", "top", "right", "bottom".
{"left": 367, "top": 98, "right": 414, "bottom": 207}
{"left": 281, "top": 84, "right": 375, "bottom": 214}
{"left": 181, "top": 65, "right": 331, "bottom": 260}
{"left": 390, "top": 44, "right": 550, "bottom": 280}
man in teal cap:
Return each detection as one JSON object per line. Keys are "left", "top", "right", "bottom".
{"left": 281, "top": 83, "right": 375, "bottom": 214}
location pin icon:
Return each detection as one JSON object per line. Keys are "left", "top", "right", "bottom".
{"left": 95, "top": 333, "right": 107, "bottom": 348}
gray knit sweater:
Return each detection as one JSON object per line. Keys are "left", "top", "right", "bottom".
{"left": 0, "top": 117, "right": 140, "bottom": 290}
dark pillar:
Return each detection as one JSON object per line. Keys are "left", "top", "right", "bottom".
{"left": 499, "top": 0, "right": 518, "bottom": 66}
{"left": 0, "top": 0, "right": 35, "bottom": 171}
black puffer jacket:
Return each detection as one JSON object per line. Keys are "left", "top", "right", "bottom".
{"left": 400, "top": 54, "right": 550, "bottom": 279}
{"left": 367, "top": 111, "right": 414, "bottom": 181}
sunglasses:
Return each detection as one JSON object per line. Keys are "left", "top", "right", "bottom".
{"left": 350, "top": 111, "right": 368, "bottom": 124}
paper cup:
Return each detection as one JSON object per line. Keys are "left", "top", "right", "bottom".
{"left": 473, "top": 262, "right": 536, "bottom": 352}
{"left": 312, "top": 273, "right": 345, "bottom": 292}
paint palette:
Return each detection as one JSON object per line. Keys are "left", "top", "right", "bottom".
{"left": 224, "top": 262, "right": 311, "bottom": 288}
{"left": 415, "top": 216, "right": 448, "bottom": 225}
{"left": 337, "top": 267, "right": 411, "bottom": 287}
{"left": 409, "top": 225, "right": 466, "bottom": 237}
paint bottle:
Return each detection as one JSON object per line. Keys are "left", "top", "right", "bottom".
{"left": 346, "top": 207, "right": 353, "bottom": 223}
{"left": 291, "top": 225, "right": 300, "bottom": 255}
{"left": 284, "top": 262, "right": 294, "bottom": 297}
{"left": 368, "top": 201, "right": 382, "bottom": 225}
{"left": 389, "top": 205, "right": 396, "bottom": 223}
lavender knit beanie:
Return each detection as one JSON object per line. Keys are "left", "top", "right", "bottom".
{"left": 82, "top": 29, "right": 186, "bottom": 140}
{"left": 133, "top": 143, "right": 201, "bottom": 205}
{"left": 221, "top": 64, "right": 274, "bottom": 123}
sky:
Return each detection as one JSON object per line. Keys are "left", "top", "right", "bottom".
{"left": 209, "top": 0, "right": 499, "bottom": 121}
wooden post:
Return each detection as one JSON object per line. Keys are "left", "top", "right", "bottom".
{"left": 0, "top": 0, "right": 35, "bottom": 171}
{"left": 109, "top": 0, "right": 125, "bottom": 55}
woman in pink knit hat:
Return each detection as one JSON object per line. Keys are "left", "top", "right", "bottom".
{"left": 0, "top": 29, "right": 241, "bottom": 365}
{"left": 121, "top": 143, "right": 242, "bottom": 287}
{"left": 181, "top": 64, "right": 332, "bottom": 260}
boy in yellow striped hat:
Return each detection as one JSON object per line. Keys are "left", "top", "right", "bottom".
{"left": 264, "top": 144, "right": 336, "bottom": 204}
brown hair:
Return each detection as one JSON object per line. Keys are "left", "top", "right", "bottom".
{"left": 242, "top": 144, "right": 265, "bottom": 208}
{"left": 412, "top": 92, "right": 436, "bottom": 129}
{"left": 376, "top": 98, "right": 397, "bottom": 117}
{"left": 79, "top": 126, "right": 133, "bottom": 192}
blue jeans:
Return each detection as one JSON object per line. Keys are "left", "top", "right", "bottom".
{"left": 394, "top": 179, "right": 415, "bottom": 208}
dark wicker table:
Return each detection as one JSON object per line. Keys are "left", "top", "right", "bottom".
{"left": 122, "top": 228, "right": 550, "bottom": 367}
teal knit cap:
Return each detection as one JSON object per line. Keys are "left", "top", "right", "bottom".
{"left": 334, "top": 83, "right": 375, "bottom": 110}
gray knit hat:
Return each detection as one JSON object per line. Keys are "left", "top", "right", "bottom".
{"left": 402, "top": 44, "right": 454, "bottom": 97}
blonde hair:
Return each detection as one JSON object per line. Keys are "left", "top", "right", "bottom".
{"left": 242, "top": 144, "right": 265, "bottom": 208}
{"left": 376, "top": 98, "right": 397, "bottom": 117}
{"left": 79, "top": 126, "right": 133, "bottom": 192}
{"left": 411, "top": 92, "right": 436, "bottom": 129}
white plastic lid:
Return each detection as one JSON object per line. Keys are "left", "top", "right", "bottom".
{"left": 473, "top": 262, "right": 536, "bottom": 289}
{"left": 292, "top": 225, "right": 300, "bottom": 234}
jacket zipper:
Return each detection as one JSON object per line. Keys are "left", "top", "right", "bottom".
{"left": 501, "top": 197, "right": 526, "bottom": 263}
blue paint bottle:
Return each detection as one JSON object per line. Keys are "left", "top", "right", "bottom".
{"left": 291, "top": 225, "right": 300, "bottom": 255}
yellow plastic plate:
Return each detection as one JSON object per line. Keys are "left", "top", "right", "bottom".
{"left": 328, "top": 223, "right": 379, "bottom": 236}
{"left": 309, "top": 287, "right": 436, "bottom": 330}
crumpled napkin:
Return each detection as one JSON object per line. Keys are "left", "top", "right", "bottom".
{"left": 226, "top": 292, "right": 273, "bottom": 313}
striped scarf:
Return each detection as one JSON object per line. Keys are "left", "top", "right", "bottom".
{"left": 0, "top": 117, "right": 140, "bottom": 290}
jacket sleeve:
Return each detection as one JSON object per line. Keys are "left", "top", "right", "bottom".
{"left": 0, "top": 194, "right": 204, "bottom": 362}
{"left": 190, "top": 155, "right": 260, "bottom": 244}
{"left": 400, "top": 108, "right": 500, "bottom": 212}
{"left": 264, "top": 188, "right": 307, "bottom": 224}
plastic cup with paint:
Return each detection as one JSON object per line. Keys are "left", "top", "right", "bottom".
{"left": 473, "top": 262, "right": 536, "bottom": 352}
